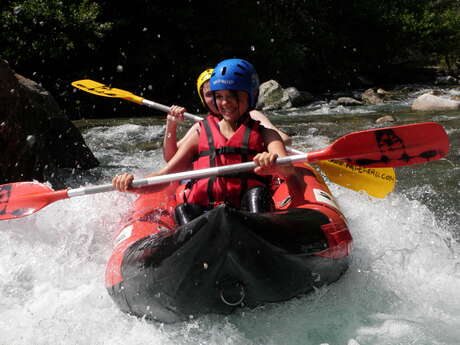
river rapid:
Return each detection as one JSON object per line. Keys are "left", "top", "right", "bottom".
{"left": 1, "top": 86, "right": 459, "bottom": 345}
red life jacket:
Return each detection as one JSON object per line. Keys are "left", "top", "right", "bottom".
{"left": 184, "top": 115, "right": 268, "bottom": 208}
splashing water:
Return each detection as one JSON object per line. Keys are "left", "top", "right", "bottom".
{"left": 1, "top": 90, "right": 459, "bottom": 345}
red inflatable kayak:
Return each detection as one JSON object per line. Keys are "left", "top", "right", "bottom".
{"left": 105, "top": 164, "right": 352, "bottom": 322}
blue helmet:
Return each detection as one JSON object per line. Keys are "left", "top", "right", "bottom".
{"left": 210, "top": 59, "right": 260, "bottom": 109}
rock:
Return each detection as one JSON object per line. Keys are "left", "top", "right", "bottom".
{"left": 284, "top": 87, "right": 314, "bottom": 108}
{"left": 361, "top": 88, "right": 384, "bottom": 104}
{"left": 411, "top": 93, "right": 460, "bottom": 111}
{"left": 257, "top": 80, "right": 285, "bottom": 109}
{"left": 257, "top": 80, "right": 313, "bottom": 110}
{"left": 430, "top": 89, "right": 443, "bottom": 96}
{"left": 375, "top": 115, "right": 396, "bottom": 124}
{"left": 336, "top": 97, "right": 363, "bottom": 106}
{"left": 0, "top": 59, "right": 99, "bottom": 184}
{"left": 376, "top": 88, "right": 390, "bottom": 95}
{"left": 435, "top": 75, "right": 458, "bottom": 85}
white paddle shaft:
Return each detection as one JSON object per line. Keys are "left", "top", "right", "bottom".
{"left": 141, "top": 99, "right": 202, "bottom": 121}
{"left": 66, "top": 153, "right": 309, "bottom": 198}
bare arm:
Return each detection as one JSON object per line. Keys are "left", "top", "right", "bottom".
{"left": 250, "top": 110, "right": 292, "bottom": 146}
{"left": 162, "top": 105, "right": 188, "bottom": 162}
{"left": 163, "top": 117, "right": 179, "bottom": 161}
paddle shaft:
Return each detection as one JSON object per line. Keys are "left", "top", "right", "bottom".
{"left": 66, "top": 153, "right": 309, "bottom": 198}
{"left": 141, "top": 99, "right": 202, "bottom": 121}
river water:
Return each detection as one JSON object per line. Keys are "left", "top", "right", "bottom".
{"left": 1, "top": 86, "right": 459, "bottom": 345}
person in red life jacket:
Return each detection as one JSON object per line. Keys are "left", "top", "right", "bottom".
{"left": 113, "top": 58, "right": 300, "bottom": 224}
{"left": 162, "top": 68, "right": 291, "bottom": 163}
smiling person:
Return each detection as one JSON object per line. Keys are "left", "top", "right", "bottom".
{"left": 162, "top": 67, "right": 291, "bottom": 162}
{"left": 113, "top": 59, "right": 298, "bottom": 225}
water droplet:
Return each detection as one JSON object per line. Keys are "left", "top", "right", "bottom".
{"left": 26, "top": 135, "right": 36, "bottom": 147}
{"left": 116, "top": 65, "right": 123, "bottom": 73}
{"left": 250, "top": 45, "right": 255, "bottom": 51}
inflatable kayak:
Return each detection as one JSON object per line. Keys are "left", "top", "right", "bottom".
{"left": 105, "top": 164, "right": 352, "bottom": 322}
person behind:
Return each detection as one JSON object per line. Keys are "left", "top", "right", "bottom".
{"left": 162, "top": 67, "right": 291, "bottom": 162}
{"left": 113, "top": 58, "right": 299, "bottom": 225}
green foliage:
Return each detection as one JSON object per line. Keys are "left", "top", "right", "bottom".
{"left": 0, "top": 0, "right": 111, "bottom": 70}
{"left": 0, "top": 0, "right": 458, "bottom": 119}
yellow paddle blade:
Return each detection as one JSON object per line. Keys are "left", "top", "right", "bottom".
{"left": 71, "top": 79, "right": 144, "bottom": 104}
{"left": 316, "top": 160, "right": 396, "bottom": 198}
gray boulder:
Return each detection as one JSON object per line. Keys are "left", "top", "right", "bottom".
{"left": 336, "top": 97, "right": 363, "bottom": 106}
{"left": 411, "top": 93, "right": 460, "bottom": 111}
{"left": 257, "top": 80, "right": 313, "bottom": 110}
{"left": 284, "top": 87, "right": 314, "bottom": 107}
{"left": 0, "top": 59, "right": 99, "bottom": 184}
{"left": 435, "top": 75, "right": 458, "bottom": 86}
{"left": 361, "top": 88, "right": 385, "bottom": 104}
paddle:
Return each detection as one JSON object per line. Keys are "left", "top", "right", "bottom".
{"left": 71, "top": 79, "right": 202, "bottom": 121}
{"left": 0, "top": 122, "right": 449, "bottom": 221}
{"left": 71, "top": 79, "right": 396, "bottom": 198}
{"left": 288, "top": 148, "right": 396, "bottom": 198}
